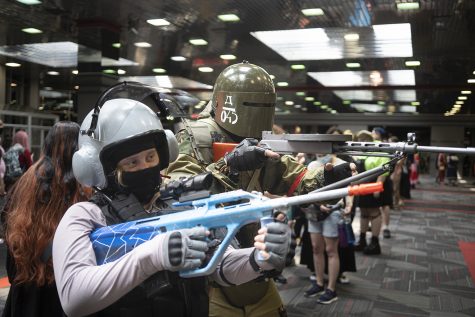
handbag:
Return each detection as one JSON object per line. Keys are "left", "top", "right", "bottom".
{"left": 338, "top": 223, "right": 348, "bottom": 248}
{"left": 344, "top": 221, "right": 355, "bottom": 246}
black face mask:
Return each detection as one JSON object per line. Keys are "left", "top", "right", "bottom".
{"left": 121, "top": 164, "right": 162, "bottom": 204}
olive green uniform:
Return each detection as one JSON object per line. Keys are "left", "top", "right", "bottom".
{"left": 166, "top": 112, "right": 327, "bottom": 317}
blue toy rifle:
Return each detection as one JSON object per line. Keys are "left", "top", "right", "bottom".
{"left": 90, "top": 182, "right": 382, "bottom": 278}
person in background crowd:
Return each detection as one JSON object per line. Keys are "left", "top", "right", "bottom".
{"left": 2, "top": 122, "right": 90, "bottom": 317}
{"left": 446, "top": 154, "right": 459, "bottom": 186}
{"left": 409, "top": 153, "right": 420, "bottom": 189}
{"left": 388, "top": 136, "right": 405, "bottom": 210}
{"left": 354, "top": 130, "right": 388, "bottom": 255}
{"left": 4, "top": 130, "right": 33, "bottom": 191}
{"left": 436, "top": 152, "right": 447, "bottom": 184}
{"left": 371, "top": 128, "right": 393, "bottom": 239}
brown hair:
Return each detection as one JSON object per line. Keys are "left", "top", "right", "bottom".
{"left": 5, "top": 121, "right": 90, "bottom": 286}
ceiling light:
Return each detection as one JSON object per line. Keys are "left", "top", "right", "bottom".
{"left": 309, "top": 70, "right": 415, "bottom": 87}
{"left": 411, "top": 101, "right": 420, "bottom": 106}
{"left": 120, "top": 75, "right": 213, "bottom": 89}
{"left": 400, "top": 105, "right": 417, "bottom": 112}
{"left": 291, "top": 64, "right": 305, "bottom": 70}
{"left": 346, "top": 62, "right": 360, "bottom": 68}
{"left": 455, "top": 101, "right": 464, "bottom": 104}
{"left": 171, "top": 56, "right": 186, "bottom": 61}
{"left": 396, "top": 1, "right": 420, "bottom": 10}
{"left": 285, "top": 101, "right": 294, "bottom": 106}
{"left": 301, "top": 8, "right": 324, "bottom": 16}
{"left": 11, "top": 83, "right": 17, "bottom": 87}
{"left": 218, "top": 14, "right": 240, "bottom": 22}
{"left": 74, "top": 85, "right": 79, "bottom": 90}
{"left": 343, "top": 100, "right": 351, "bottom": 105}
{"left": 147, "top": 19, "right": 170, "bottom": 26}
{"left": 254, "top": 23, "right": 413, "bottom": 61}
{"left": 330, "top": 110, "right": 337, "bottom": 114}
{"left": 461, "top": 90, "right": 471, "bottom": 94}
{"left": 277, "top": 82, "right": 288, "bottom": 87}
{"left": 468, "top": 79, "right": 475, "bottom": 84}
{"left": 153, "top": 68, "right": 166, "bottom": 73}
{"left": 377, "top": 101, "right": 386, "bottom": 105}
{"left": 16, "top": 0, "right": 41, "bottom": 4}
{"left": 112, "top": 43, "right": 121, "bottom": 48}
{"left": 117, "top": 69, "right": 126, "bottom": 75}
{"left": 134, "top": 42, "right": 152, "bottom": 48}
{"left": 344, "top": 33, "right": 359, "bottom": 41}
{"left": 305, "top": 97, "right": 315, "bottom": 101}
{"left": 5, "top": 62, "right": 21, "bottom": 67}
{"left": 313, "top": 101, "right": 321, "bottom": 106}
{"left": 294, "top": 104, "right": 302, "bottom": 109}
{"left": 72, "top": 70, "right": 78, "bottom": 75}
{"left": 320, "top": 105, "right": 328, "bottom": 109}
{"left": 22, "top": 28, "right": 42, "bottom": 34}
{"left": 47, "top": 71, "right": 59, "bottom": 75}
{"left": 296, "top": 92, "right": 306, "bottom": 96}
{"left": 270, "top": 75, "right": 275, "bottom": 79}
{"left": 220, "top": 54, "right": 236, "bottom": 60}
{"left": 405, "top": 60, "right": 420, "bottom": 67}
{"left": 198, "top": 67, "right": 213, "bottom": 72}
{"left": 189, "top": 39, "right": 208, "bottom": 46}
{"left": 103, "top": 69, "right": 116, "bottom": 74}
{"left": 458, "top": 96, "right": 468, "bottom": 100}
{"left": 454, "top": 104, "right": 462, "bottom": 109}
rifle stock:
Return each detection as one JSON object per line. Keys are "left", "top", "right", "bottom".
{"left": 90, "top": 183, "right": 382, "bottom": 278}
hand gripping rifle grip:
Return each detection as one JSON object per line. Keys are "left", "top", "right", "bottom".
{"left": 348, "top": 182, "right": 383, "bottom": 196}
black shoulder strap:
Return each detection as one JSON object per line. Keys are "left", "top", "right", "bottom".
{"left": 90, "top": 192, "right": 149, "bottom": 225}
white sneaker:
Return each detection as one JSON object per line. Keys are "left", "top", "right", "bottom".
{"left": 309, "top": 273, "right": 316, "bottom": 281}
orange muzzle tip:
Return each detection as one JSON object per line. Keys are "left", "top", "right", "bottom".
{"left": 348, "top": 182, "right": 384, "bottom": 196}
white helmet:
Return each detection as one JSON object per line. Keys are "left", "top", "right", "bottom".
{"left": 72, "top": 83, "right": 179, "bottom": 189}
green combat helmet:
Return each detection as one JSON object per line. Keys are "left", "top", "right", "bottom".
{"left": 211, "top": 61, "right": 276, "bottom": 139}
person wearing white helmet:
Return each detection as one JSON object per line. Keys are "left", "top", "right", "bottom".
{"left": 52, "top": 82, "right": 292, "bottom": 317}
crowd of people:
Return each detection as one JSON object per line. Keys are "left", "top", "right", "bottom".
{"left": 0, "top": 61, "right": 466, "bottom": 317}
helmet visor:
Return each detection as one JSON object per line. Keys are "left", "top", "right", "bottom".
{"left": 214, "top": 91, "right": 275, "bottom": 139}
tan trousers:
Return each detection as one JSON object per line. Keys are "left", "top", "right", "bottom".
{"left": 209, "top": 280, "right": 285, "bottom": 317}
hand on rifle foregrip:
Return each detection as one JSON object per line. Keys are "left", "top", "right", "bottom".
{"left": 323, "top": 162, "right": 357, "bottom": 186}
{"left": 253, "top": 222, "right": 292, "bottom": 271}
{"left": 224, "top": 138, "right": 279, "bottom": 172}
{"left": 161, "top": 227, "right": 209, "bottom": 271}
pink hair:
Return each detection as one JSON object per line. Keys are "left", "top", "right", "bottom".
{"left": 13, "top": 130, "right": 30, "bottom": 151}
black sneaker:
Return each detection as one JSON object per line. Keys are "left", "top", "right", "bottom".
{"left": 304, "top": 281, "right": 325, "bottom": 298}
{"left": 383, "top": 229, "right": 391, "bottom": 239}
{"left": 317, "top": 289, "right": 338, "bottom": 304}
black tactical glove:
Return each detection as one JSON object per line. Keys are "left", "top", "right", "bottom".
{"left": 224, "top": 138, "right": 267, "bottom": 172}
{"left": 255, "top": 222, "right": 292, "bottom": 271}
{"left": 161, "top": 227, "right": 208, "bottom": 271}
{"left": 273, "top": 211, "right": 295, "bottom": 267}
{"left": 323, "top": 162, "right": 353, "bottom": 186}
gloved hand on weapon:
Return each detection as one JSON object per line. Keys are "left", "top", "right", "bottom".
{"left": 323, "top": 161, "right": 358, "bottom": 186}
{"left": 224, "top": 138, "right": 280, "bottom": 172}
{"left": 253, "top": 222, "right": 292, "bottom": 271}
{"left": 159, "top": 227, "right": 209, "bottom": 271}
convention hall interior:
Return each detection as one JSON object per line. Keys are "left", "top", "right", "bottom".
{"left": 0, "top": 0, "right": 475, "bottom": 316}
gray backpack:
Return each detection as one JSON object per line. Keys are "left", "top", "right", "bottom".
{"left": 4, "top": 143, "right": 24, "bottom": 182}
